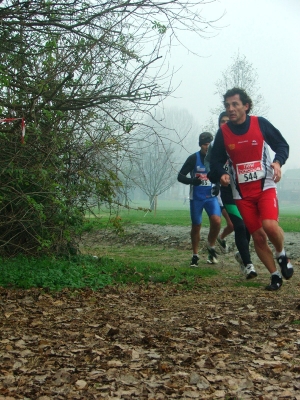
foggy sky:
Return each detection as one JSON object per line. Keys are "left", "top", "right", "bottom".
{"left": 164, "top": 0, "right": 300, "bottom": 170}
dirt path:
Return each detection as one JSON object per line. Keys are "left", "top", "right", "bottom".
{"left": 81, "top": 222, "right": 300, "bottom": 266}
{"left": 0, "top": 226, "right": 300, "bottom": 399}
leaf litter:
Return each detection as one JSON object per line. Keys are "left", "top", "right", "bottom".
{"left": 0, "top": 224, "right": 300, "bottom": 399}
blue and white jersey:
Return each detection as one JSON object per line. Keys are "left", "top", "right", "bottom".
{"left": 190, "top": 152, "right": 213, "bottom": 200}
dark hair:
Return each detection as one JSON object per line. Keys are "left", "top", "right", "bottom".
{"left": 199, "top": 131, "right": 213, "bottom": 146}
{"left": 223, "top": 87, "right": 253, "bottom": 114}
{"left": 218, "top": 111, "right": 228, "bottom": 127}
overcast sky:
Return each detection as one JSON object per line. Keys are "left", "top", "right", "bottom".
{"left": 164, "top": 0, "right": 300, "bottom": 170}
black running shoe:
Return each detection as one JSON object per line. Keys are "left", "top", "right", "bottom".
{"left": 277, "top": 254, "right": 294, "bottom": 280}
{"left": 190, "top": 255, "right": 200, "bottom": 268}
{"left": 217, "top": 237, "right": 229, "bottom": 253}
{"left": 207, "top": 247, "right": 218, "bottom": 264}
{"left": 265, "top": 274, "right": 283, "bottom": 291}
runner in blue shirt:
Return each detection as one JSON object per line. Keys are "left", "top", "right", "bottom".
{"left": 178, "top": 132, "right": 221, "bottom": 267}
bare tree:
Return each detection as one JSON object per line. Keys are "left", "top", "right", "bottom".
{"left": 132, "top": 136, "right": 177, "bottom": 210}
{"left": 208, "top": 52, "right": 269, "bottom": 132}
{"left": 150, "top": 107, "right": 202, "bottom": 158}
{"left": 125, "top": 107, "right": 201, "bottom": 207}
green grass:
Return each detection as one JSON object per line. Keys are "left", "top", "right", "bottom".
{"left": 84, "top": 208, "right": 300, "bottom": 233}
{"left": 0, "top": 254, "right": 218, "bottom": 291}
{"left": 84, "top": 207, "right": 212, "bottom": 232}
{"left": 1, "top": 202, "right": 299, "bottom": 291}
{"left": 278, "top": 215, "right": 300, "bottom": 232}
{"left": 234, "top": 281, "right": 264, "bottom": 288}
{"left": 0, "top": 255, "right": 113, "bottom": 290}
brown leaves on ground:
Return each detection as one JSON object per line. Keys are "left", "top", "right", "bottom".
{"left": 1, "top": 284, "right": 300, "bottom": 400}
{"left": 1, "top": 225, "right": 300, "bottom": 399}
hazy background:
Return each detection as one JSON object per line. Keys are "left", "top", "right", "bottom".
{"left": 164, "top": 0, "right": 300, "bottom": 171}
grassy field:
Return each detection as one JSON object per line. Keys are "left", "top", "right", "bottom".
{"left": 86, "top": 199, "right": 300, "bottom": 233}
{"left": 0, "top": 200, "right": 299, "bottom": 291}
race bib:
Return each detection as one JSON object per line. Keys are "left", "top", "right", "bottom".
{"left": 236, "top": 161, "right": 265, "bottom": 183}
{"left": 223, "top": 160, "right": 229, "bottom": 173}
{"left": 196, "top": 173, "right": 212, "bottom": 186}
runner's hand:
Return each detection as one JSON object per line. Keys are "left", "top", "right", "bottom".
{"left": 271, "top": 161, "right": 281, "bottom": 182}
{"left": 191, "top": 178, "right": 202, "bottom": 186}
{"left": 220, "top": 174, "right": 230, "bottom": 186}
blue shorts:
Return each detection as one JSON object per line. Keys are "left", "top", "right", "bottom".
{"left": 190, "top": 197, "right": 221, "bottom": 225}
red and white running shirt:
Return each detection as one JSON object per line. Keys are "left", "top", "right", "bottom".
{"left": 221, "top": 116, "right": 276, "bottom": 199}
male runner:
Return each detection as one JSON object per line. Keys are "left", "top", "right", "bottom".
{"left": 206, "top": 111, "right": 257, "bottom": 279}
{"left": 209, "top": 87, "right": 293, "bottom": 290}
{"left": 178, "top": 132, "right": 221, "bottom": 267}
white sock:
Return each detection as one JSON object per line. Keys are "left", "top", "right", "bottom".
{"left": 275, "top": 249, "right": 285, "bottom": 258}
{"left": 272, "top": 271, "right": 282, "bottom": 278}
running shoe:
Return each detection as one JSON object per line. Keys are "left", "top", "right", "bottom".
{"left": 190, "top": 255, "right": 200, "bottom": 268}
{"left": 241, "top": 264, "right": 257, "bottom": 280}
{"left": 276, "top": 254, "right": 294, "bottom": 280}
{"left": 235, "top": 252, "right": 257, "bottom": 279}
{"left": 265, "top": 274, "right": 283, "bottom": 291}
{"left": 207, "top": 247, "right": 218, "bottom": 264}
{"left": 217, "top": 237, "right": 229, "bottom": 253}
